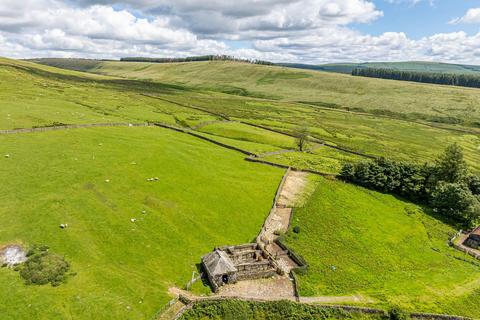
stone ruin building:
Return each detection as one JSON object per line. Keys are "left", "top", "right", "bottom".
{"left": 201, "top": 243, "right": 280, "bottom": 292}
{"left": 464, "top": 226, "right": 480, "bottom": 250}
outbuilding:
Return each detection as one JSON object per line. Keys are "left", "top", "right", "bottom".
{"left": 464, "top": 227, "right": 480, "bottom": 250}
{"left": 202, "top": 249, "right": 238, "bottom": 292}
{"left": 201, "top": 243, "right": 279, "bottom": 292}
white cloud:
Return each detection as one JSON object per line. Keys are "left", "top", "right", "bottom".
{"left": 0, "top": 0, "right": 479, "bottom": 64}
{"left": 450, "top": 8, "right": 480, "bottom": 24}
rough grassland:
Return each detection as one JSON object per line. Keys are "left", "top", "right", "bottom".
{"left": 40, "top": 59, "right": 480, "bottom": 125}
{"left": 0, "top": 58, "right": 219, "bottom": 130}
{"left": 3, "top": 58, "right": 480, "bottom": 174}
{"left": 0, "top": 126, "right": 283, "bottom": 319}
{"left": 285, "top": 177, "right": 480, "bottom": 317}
{"left": 166, "top": 94, "right": 480, "bottom": 172}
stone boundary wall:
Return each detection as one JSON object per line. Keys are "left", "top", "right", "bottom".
{"left": 245, "top": 157, "right": 337, "bottom": 178}
{"left": 0, "top": 122, "right": 152, "bottom": 135}
{"left": 449, "top": 230, "right": 480, "bottom": 260}
{"left": 274, "top": 237, "right": 308, "bottom": 301}
{"left": 142, "top": 94, "right": 230, "bottom": 120}
{"left": 153, "top": 123, "right": 256, "bottom": 156}
{"left": 239, "top": 121, "right": 377, "bottom": 160}
{"left": 452, "top": 242, "right": 480, "bottom": 260}
{"left": 173, "top": 296, "right": 472, "bottom": 320}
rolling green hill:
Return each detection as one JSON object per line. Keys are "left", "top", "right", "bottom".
{"left": 31, "top": 58, "right": 480, "bottom": 128}
{"left": 4, "top": 58, "right": 480, "bottom": 173}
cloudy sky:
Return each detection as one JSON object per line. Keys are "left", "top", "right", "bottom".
{"left": 2, "top": 0, "right": 480, "bottom": 63}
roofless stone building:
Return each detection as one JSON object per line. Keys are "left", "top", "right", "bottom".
{"left": 464, "top": 227, "right": 480, "bottom": 250}
{"left": 202, "top": 243, "right": 280, "bottom": 292}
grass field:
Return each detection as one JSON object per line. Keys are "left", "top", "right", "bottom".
{"left": 32, "top": 58, "right": 480, "bottom": 126}
{"left": 0, "top": 126, "right": 283, "bottom": 319}
{"left": 285, "top": 177, "right": 480, "bottom": 317}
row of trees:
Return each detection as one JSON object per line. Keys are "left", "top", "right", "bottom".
{"left": 340, "top": 144, "right": 480, "bottom": 227}
{"left": 352, "top": 67, "right": 480, "bottom": 89}
{"left": 120, "top": 55, "right": 274, "bottom": 65}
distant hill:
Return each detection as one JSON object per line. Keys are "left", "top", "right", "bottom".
{"left": 279, "top": 61, "right": 480, "bottom": 75}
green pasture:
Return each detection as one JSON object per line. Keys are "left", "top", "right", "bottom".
{"left": 196, "top": 121, "right": 296, "bottom": 151}
{"left": 0, "top": 126, "right": 283, "bottom": 319}
{"left": 33, "top": 59, "right": 480, "bottom": 126}
{"left": 285, "top": 177, "right": 480, "bottom": 317}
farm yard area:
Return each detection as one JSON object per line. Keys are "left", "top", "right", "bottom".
{"left": 0, "top": 57, "right": 479, "bottom": 319}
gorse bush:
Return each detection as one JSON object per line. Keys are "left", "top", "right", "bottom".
{"left": 387, "top": 307, "right": 410, "bottom": 320}
{"left": 19, "top": 245, "right": 71, "bottom": 286}
{"left": 341, "top": 143, "right": 480, "bottom": 227}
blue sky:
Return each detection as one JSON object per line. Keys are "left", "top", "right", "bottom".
{"left": 2, "top": 0, "right": 480, "bottom": 64}
{"left": 356, "top": 0, "right": 480, "bottom": 39}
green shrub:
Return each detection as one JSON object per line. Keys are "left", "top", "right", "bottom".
{"left": 293, "top": 226, "right": 301, "bottom": 233}
{"left": 19, "top": 245, "right": 71, "bottom": 286}
{"left": 468, "top": 174, "right": 480, "bottom": 195}
{"left": 431, "top": 182, "right": 480, "bottom": 227}
{"left": 180, "top": 300, "right": 381, "bottom": 320}
{"left": 387, "top": 306, "right": 410, "bottom": 320}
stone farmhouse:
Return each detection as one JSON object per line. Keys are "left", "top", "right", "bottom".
{"left": 464, "top": 227, "right": 480, "bottom": 250}
{"left": 201, "top": 243, "right": 280, "bottom": 292}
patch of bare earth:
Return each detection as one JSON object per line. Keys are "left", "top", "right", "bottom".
{"left": 217, "top": 276, "right": 296, "bottom": 301}
{"left": 278, "top": 171, "right": 308, "bottom": 208}
{"left": 0, "top": 244, "right": 27, "bottom": 267}
{"left": 261, "top": 170, "right": 308, "bottom": 244}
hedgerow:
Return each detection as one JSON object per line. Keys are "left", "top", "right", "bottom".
{"left": 180, "top": 300, "right": 384, "bottom": 320}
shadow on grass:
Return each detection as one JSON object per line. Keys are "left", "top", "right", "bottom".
{"left": 5, "top": 63, "right": 190, "bottom": 95}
